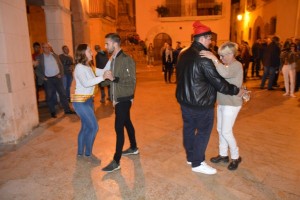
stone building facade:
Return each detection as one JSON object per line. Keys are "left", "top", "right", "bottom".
{"left": 232, "top": 0, "right": 300, "bottom": 45}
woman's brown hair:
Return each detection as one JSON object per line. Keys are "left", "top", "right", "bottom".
{"left": 75, "top": 44, "right": 88, "bottom": 65}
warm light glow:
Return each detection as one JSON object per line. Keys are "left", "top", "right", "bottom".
{"left": 237, "top": 14, "right": 243, "bottom": 21}
{"left": 244, "top": 11, "right": 250, "bottom": 23}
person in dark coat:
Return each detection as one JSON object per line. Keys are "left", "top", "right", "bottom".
{"left": 176, "top": 21, "right": 245, "bottom": 175}
{"left": 260, "top": 36, "right": 281, "bottom": 90}
{"left": 94, "top": 45, "right": 109, "bottom": 103}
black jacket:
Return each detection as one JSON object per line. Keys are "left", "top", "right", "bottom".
{"left": 95, "top": 51, "right": 108, "bottom": 69}
{"left": 175, "top": 41, "right": 240, "bottom": 109}
{"left": 262, "top": 41, "right": 281, "bottom": 68}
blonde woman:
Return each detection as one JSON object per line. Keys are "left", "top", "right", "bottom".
{"left": 200, "top": 41, "right": 243, "bottom": 170}
{"left": 72, "top": 44, "right": 113, "bottom": 163}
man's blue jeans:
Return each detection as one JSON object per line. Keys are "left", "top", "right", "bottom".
{"left": 180, "top": 105, "right": 214, "bottom": 167}
{"left": 73, "top": 98, "right": 98, "bottom": 156}
{"left": 44, "top": 76, "right": 70, "bottom": 114}
{"left": 260, "top": 66, "right": 276, "bottom": 89}
{"left": 63, "top": 74, "right": 73, "bottom": 100}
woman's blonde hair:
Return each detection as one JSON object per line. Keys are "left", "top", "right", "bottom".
{"left": 218, "top": 41, "right": 239, "bottom": 56}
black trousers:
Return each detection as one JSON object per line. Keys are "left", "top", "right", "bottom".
{"left": 251, "top": 59, "right": 261, "bottom": 76}
{"left": 164, "top": 64, "right": 173, "bottom": 83}
{"left": 113, "top": 100, "right": 137, "bottom": 163}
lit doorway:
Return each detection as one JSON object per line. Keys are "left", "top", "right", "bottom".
{"left": 153, "top": 33, "right": 172, "bottom": 63}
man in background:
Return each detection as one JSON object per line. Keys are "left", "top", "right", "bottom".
{"left": 59, "top": 45, "right": 74, "bottom": 101}
{"left": 35, "top": 42, "right": 76, "bottom": 118}
{"left": 94, "top": 45, "right": 109, "bottom": 103}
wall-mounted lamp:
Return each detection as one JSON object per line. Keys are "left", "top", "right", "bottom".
{"left": 237, "top": 14, "right": 243, "bottom": 21}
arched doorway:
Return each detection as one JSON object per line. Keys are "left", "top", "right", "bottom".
{"left": 253, "top": 16, "right": 264, "bottom": 41}
{"left": 153, "top": 33, "right": 172, "bottom": 62}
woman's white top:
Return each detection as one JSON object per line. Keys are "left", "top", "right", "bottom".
{"left": 74, "top": 63, "right": 107, "bottom": 95}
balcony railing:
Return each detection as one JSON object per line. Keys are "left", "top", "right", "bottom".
{"left": 157, "top": 1, "right": 223, "bottom": 18}
{"left": 88, "top": 0, "right": 116, "bottom": 20}
{"left": 197, "top": 2, "right": 222, "bottom": 16}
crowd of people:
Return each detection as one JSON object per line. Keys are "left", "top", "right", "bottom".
{"left": 31, "top": 20, "right": 299, "bottom": 175}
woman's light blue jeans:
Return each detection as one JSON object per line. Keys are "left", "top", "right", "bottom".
{"left": 73, "top": 98, "right": 98, "bottom": 156}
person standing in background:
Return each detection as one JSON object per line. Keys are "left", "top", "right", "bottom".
{"left": 280, "top": 42, "right": 297, "bottom": 97}
{"left": 251, "top": 38, "right": 262, "bottom": 77}
{"left": 35, "top": 42, "right": 76, "bottom": 118}
{"left": 59, "top": 45, "right": 74, "bottom": 101}
{"left": 32, "top": 42, "right": 42, "bottom": 102}
{"left": 241, "top": 40, "right": 251, "bottom": 82}
{"left": 162, "top": 43, "right": 174, "bottom": 83}
{"left": 173, "top": 41, "right": 183, "bottom": 65}
{"left": 260, "top": 36, "right": 281, "bottom": 90}
{"left": 94, "top": 45, "right": 110, "bottom": 103}
{"left": 147, "top": 43, "right": 155, "bottom": 67}
{"left": 160, "top": 42, "right": 168, "bottom": 72}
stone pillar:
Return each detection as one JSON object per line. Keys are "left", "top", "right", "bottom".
{"left": 43, "top": 4, "right": 73, "bottom": 55}
{"left": 0, "top": 0, "right": 39, "bottom": 144}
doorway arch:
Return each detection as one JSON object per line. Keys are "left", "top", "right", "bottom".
{"left": 153, "top": 33, "right": 172, "bottom": 62}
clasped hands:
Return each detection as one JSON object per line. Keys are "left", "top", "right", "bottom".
{"left": 103, "top": 70, "right": 114, "bottom": 81}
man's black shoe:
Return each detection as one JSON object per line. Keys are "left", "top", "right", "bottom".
{"left": 122, "top": 147, "right": 139, "bottom": 155}
{"left": 267, "top": 88, "right": 275, "bottom": 90}
{"left": 102, "top": 160, "right": 120, "bottom": 172}
{"left": 51, "top": 112, "right": 57, "bottom": 118}
{"left": 210, "top": 155, "right": 229, "bottom": 163}
{"left": 65, "top": 110, "right": 76, "bottom": 115}
{"left": 228, "top": 157, "right": 242, "bottom": 170}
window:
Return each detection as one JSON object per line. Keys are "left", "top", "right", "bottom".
{"left": 270, "top": 17, "right": 276, "bottom": 35}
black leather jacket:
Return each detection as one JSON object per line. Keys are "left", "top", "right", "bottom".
{"left": 175, "top": 41, "right": 240, "bottom": 109}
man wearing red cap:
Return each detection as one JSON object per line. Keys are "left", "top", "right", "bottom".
{"left": 175, "top": 21, "right": 245, "bottom": 175}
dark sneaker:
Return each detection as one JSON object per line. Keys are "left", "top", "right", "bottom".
{"left": 51, "top": 112, "right": 57, "bottom": 118}
{"left": 122, "top": 147, "right": 139, "bottom": 155}
{"left": 84, "top": 154, "right": 101, "bottom": 165}
{"left": 102, "top": 160, "right": 120, "bottom": 172}
{"left": 65, "top": 110, "right": 76, "bottom": 115}
{"left": 228, "top": 157, "right": 242, "bottom": 170}
{"left": 210, "top": 155, "right": 229, "bottom": 163}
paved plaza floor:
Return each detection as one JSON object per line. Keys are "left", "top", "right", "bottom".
{"left": 0, "top": 63, "right": 300, "bottom": 200}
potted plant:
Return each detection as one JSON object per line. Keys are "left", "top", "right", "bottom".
{"left": 213, "top": 4, "right": 222, "bottom": 15}
{"left": 155, "top": 5, "right": 169, "bottom": 17}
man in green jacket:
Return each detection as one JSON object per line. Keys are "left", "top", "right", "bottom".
{"left": 102, "top": 33, "right": 138, "bottom": 173}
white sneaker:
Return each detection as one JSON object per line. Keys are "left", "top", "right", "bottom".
{"left": 187, "top": 161, "right": 191, "bottom": 165}
{"left": 192, "top": 161, "right": 217, "bottom": 175}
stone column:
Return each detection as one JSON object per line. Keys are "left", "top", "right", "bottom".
{"left": 0, "top": 0, "right": 39, "bottom": 144}
{"left": 42, "top": 4, "right": 73, "bottom": 55}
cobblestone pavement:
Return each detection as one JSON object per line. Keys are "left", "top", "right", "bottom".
{"left": 0, "top": 64, "right": 300, "bottom": 200}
